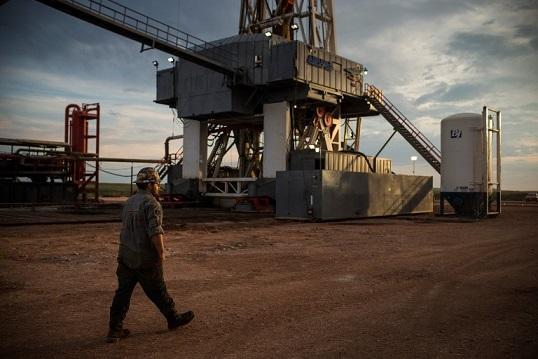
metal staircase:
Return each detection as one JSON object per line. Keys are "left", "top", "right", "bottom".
{"left": 364, "top": 84, "right": 441, "bottom": 173}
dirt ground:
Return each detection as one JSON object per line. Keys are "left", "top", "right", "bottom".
{"left": 0, "top": 206, "right": 537, "bottom": 358}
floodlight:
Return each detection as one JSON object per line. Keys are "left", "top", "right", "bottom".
{"left": 264, "top": 31, "right": 272, "bottom": 37}
{"left": 167, "top": 57, "right": 175, "bottom": 64}
{"left": 363, "top": 67, "right": 368, "bottom": 75}
{"left": 291, "top": 23, "right": 299, "bottom": 30}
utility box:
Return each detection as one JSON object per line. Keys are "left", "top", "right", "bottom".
{"left": 155, "top": 68, "right": 175, "bottom": 106}
{"left": 276, "top": 170, "right": 433, "bottom": 220}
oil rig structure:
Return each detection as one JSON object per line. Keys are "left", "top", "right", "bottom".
{"left": 0, "top": 0, "right": 501, "bottom": 218}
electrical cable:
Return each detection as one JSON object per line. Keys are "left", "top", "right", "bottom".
{"left": 86, "top": 163, "right": 133, "bottom": 178}
{"left": 98, "top": 164, "right": 145, "bottom": 171}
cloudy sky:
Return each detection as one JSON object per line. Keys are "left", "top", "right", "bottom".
{"left": 0, "top": 0, "right": 537, "bottom": 190}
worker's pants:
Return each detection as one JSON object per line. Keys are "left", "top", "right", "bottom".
{"left": 109, "top": 260, "right": 177, "bottom": 330}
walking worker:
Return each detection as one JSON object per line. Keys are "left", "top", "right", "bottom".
{"left": 107, "top": 167, "right": 194, "bottom": 343}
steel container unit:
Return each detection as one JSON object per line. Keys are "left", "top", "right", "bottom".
{"left": 276, "top": 170, "right": 433, "bottom": 220}
{"left": 155, "top": 33, "right": 366, "bottom": 119}
{"left": 440, "top": 110, "right": 502, "bottom": 217}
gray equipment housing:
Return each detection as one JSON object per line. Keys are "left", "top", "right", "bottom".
{"left": 276, "top": 170, "right": 433, "bottom": 220}
{"left": 156, "top": 33, "right": 371, "bottom": 119}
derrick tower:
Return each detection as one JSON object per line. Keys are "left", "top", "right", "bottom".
{"left": 153, "top": 0, "right": 372, "bottom": 196}
{"left": 239, "top": 0, "right": 336, "bottom": 53}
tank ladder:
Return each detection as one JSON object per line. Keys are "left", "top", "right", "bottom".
{"left": 364, "top": 84, "right": 441, "bottom": 174}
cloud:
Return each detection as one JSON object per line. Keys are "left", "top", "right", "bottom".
{"left": 503, "top": 154, "right": 538, "bottom": 164}
{"left": 514, "top": 24, "right": 538, "bottom": 50}
{"left": 415, "top": 85, "right": 449, "bottom": 107}
{"left": 415, "top": 83, "right": 486, "bottom": 107}
{"left": 448, "top": 32, "right": 532, "bottom": 59}
{"left": 414, "top": 116, "right": 442, "bottom": 137}
{"left": 506, "top": 0, "right": 538, "bottom": 11}
{"left": 123, "top": 87, "right": 146, "bottom": 94}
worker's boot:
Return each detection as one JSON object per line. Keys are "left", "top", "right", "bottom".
{"left": 106, "top": 327, "right": 130, "bottom": 343}
{"left": 167, "top": 310, "right": 195, "bottom": 330}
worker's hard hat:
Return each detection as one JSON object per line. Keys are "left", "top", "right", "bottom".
{"left": 134, "top": 167, "right": 160, "bottom": 184}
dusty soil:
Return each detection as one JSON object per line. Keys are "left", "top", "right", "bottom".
{"left": 0, "top": 206, "right": 537, "bottom": 358}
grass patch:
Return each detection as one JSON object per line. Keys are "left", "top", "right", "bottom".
{"left": 99, "top": 183, "right": 133, "bottom": 197}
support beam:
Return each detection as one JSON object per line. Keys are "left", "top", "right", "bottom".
{"left": 263, "top": 102, "right": 291, "bottom": 178}
{"left": 182, "top": 120, "right": 208, "bottom": 180}
{"left": 354, "top": 117, "right": 362, "bottom": 152}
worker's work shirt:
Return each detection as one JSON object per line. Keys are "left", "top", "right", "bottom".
{"left": 118, "top": 189, "right": 164, "bottom": 269}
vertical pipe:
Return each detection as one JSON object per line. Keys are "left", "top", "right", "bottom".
{"left": 482, "top": 106, "right": 489, "bottom": 215}
{"left": 130, "top": 163, "right": 133, "bottom": 196}
{"left": 487, "top": 108, "right": 492, "bottom": 214}
{"left": 65, "top": 106, "right": 70, "bottom": 144}
{"left": 497, "top": 111, "right": 502, "bottom": 213}
{"left": 65, "top": 104, "right": 81, "bottom": 144}
{"left": 83, "top": 111, "right": 88, "bottom": 195}
{"left": 95, "top": 103, "right": 100, "bottom": 201}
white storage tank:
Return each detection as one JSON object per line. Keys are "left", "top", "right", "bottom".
{"left": 440, "top": 109, "right": 501, "bottom": 217}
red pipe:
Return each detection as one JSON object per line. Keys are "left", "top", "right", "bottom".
{"left": 64, "top": 104, "right": 81, "bottom": 145}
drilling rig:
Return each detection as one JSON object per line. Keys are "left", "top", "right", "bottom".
{"left": 156, "top": 0, "right": 380, "bottom": 198}
{"left": 21, "top": 0, "right": 440, "bottom": 219}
